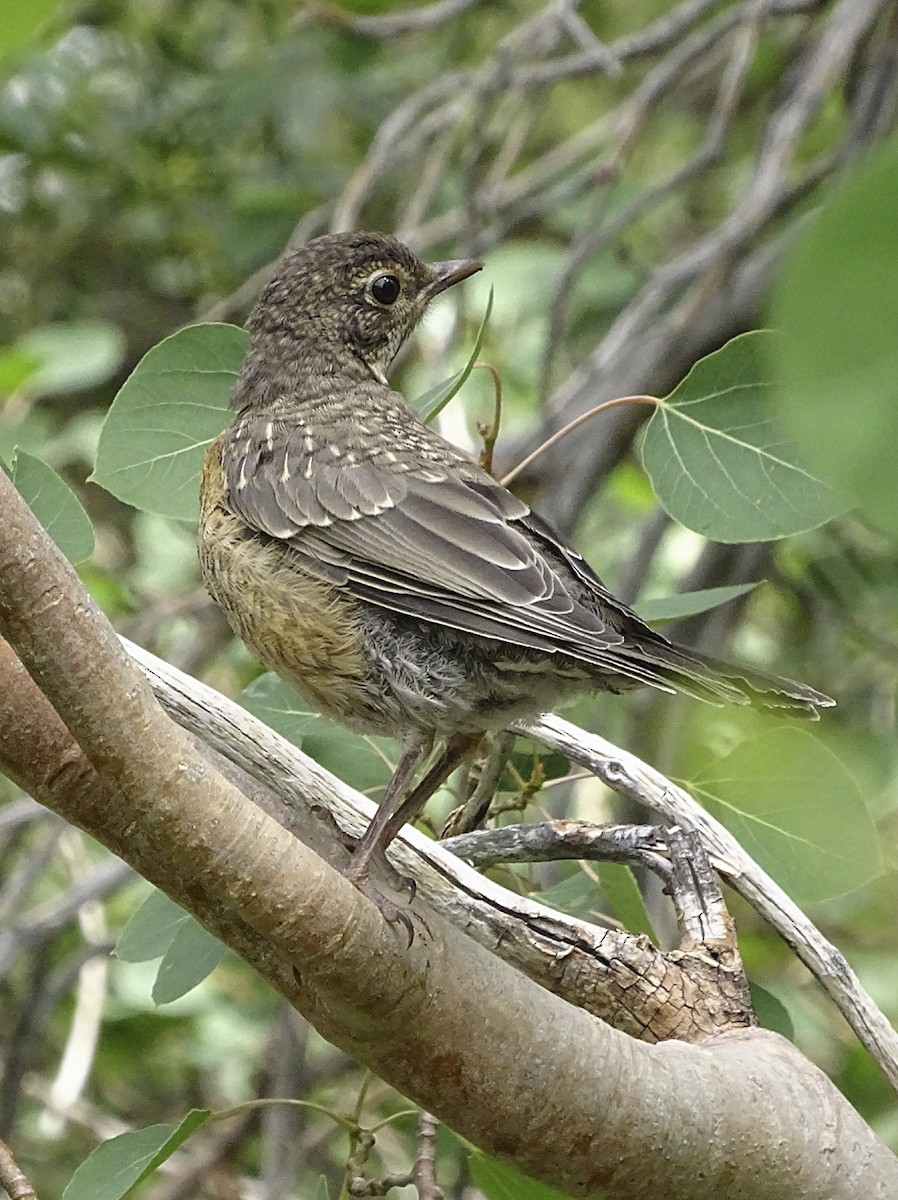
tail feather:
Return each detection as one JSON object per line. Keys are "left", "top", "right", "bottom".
{"left": 638, "top": 640, "right": 835, "bottom": 718}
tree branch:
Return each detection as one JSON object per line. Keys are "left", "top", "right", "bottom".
{"left": 519, "top": 712, "right": 898, "bottom": 1091}
{"left": 0, "top": 471, "right": 896, "bottom": 1196}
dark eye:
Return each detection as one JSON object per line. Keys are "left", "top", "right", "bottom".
{"left": 370, "top": 274, "right": 401, "bottom": 305}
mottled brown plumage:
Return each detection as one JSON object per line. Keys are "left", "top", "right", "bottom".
{"left": 199, "top": 231, "right": 834, "bottom": 925}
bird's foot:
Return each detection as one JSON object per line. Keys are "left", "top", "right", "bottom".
{"left": 312, "top": 806, "right": 416, "bottom": 897}
{"left": 343, "top": 863, "right": 417, "bottom": 946}
{"left": 343, "top": 838, "right": 416, "bottom": 903}
{"left": 311, "top": 805, "right": 418, "bottom": 935}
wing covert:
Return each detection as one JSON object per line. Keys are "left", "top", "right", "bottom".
{"left": 219, "top": 399, "right": 630, "bottom": 658}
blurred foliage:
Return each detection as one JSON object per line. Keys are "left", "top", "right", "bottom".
{"left": 1, "top": 0, "right": 898, "bottom": 1196}
{"left": 773, "top": 137, "right": 898, "bottom": 539}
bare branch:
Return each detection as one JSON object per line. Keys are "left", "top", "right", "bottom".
{"left": 314, "top": 0, "right": 491, "bottom": 39}
{"left": 519, "top": 712, "right": 898, "bottom": 1090}
{"left": 0, "top": 1139, "right": 36, "bottom": 1200}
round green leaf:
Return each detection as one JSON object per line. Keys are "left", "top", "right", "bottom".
{"left": 688, "top": 727, "right": 881, "bottom": 904}
{"left": 641, "top": 331, "right": 841, "bottom": 542}
{"left": 91, "top": 323, "right": 247, "bottom": 520}
{"left": 772, "top": 139, "right": 898, "bottom": 537}
{"left": 9, "top": 449, "right": 95, "bottom": 563}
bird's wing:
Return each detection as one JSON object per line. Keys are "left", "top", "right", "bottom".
{"left": 219, "top": 404, "right": 832, "bottom": 710}
{"left": 220, "top": 406, "right": 639, "bottom": 664}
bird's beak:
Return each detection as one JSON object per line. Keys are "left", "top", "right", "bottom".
{"left": 426, "top": 257, "right": 484, "bottom": 298}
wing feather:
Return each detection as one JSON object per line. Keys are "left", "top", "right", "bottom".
{"left": 216, "top": 390, "right": 832, "bottom": 715}
{"left": 221, "top": 397, "right": 747, "bottom": 695}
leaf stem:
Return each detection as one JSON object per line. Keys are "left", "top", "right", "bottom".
{"left": 474, "top": 361, "right": 503, "bottom": 475}
{"left": 501, "top": 394, "right": 658, "bottom": 487}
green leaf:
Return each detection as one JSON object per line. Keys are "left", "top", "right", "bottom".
{"left": 469, "top": 1153, "right": 573, "bottom": 1200}
{"left": 539, "top": 868, "right": 607, "bottom": 922}
{"left": 412, "top": 287, "right": 494, "bottom": 423}
{"left": 18, "top": 321, "right": 126, "bottom": 397}
{"left": 637, "top": 582, "right": 760, "bottom": 623}
{"left": 62, "top": 1111, "right": 210, "bottom": 1200}
{"left": 153, "top": 919, "right": 227, "bottom": 1005}
{"left": 7, "top": 450, "right": 95, "bottom": 563}
{"left": 595, "top": 862, "right": 655, "bottom": 940}
{"left": 116, "top": 890, "right": 189, "bottom": 963}
{"left": 772, "top": 139, "right": 898, "bottom": 538}
{"left": 749, "top": 982, "right": 794, "bottom": 1040}
{"left": 116, "top": 890, "right": 226, "bottom": 1002}
{"left": 0, "top": 345, "right": 40, "bottom": 394}
{"left": 688, "top": 727, "right": 881, "bottom": 904}
{"left": 239, "top": 673, "right": 395, "bottom": 793}
{"left": 640, "top": 331, "right": 841, "bottom": 542}
{"left": 526, "top": 855, "right": 656, "bottom": 939}
{"left": 238, "top": 672, "right": 328, "bottom": 745}
{"left": 91, "top": 323, "right": 247, "bottom": 520}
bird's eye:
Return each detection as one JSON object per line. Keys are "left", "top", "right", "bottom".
{"left": 369, "top": 274, "right": 401, "bottom": 305}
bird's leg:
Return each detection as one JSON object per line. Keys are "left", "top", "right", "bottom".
{"left": 340, "top": 734, "right": 431, "bottom": 885}
{"left": 440, "top": 730, "right": 516, "bottom": 838}
{"left": 344, "top": 733, "right": 480, "bottom": 902}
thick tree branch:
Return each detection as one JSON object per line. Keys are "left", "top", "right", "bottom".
{"left": 0, "top": 475, "right": 897, "bottom": 1196}
{"left": 123, "top": 635, "right": 750, "bottom": 1042}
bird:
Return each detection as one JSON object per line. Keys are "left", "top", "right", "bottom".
{"left": 198, "top": 230, "right": 834, "bottom": 926}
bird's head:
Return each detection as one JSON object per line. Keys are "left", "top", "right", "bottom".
{"left": 247, "top": 231, "right": 483, "bottom": 385}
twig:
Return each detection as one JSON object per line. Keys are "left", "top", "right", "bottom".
{"left": 313, "top": 0, "right": 490, "bottom": 39}
{"left": 517, "top": 712, "right": 898, "bottom": 1090}
{"left": 412, "top": 1111, "right": 444, "bottom": 1200}
{"left": 441, "top": 730, "right": 515, "bottom": 837}
{"left": 473, "top": 361, "right": 503, "bottom": 475}
{"left": 0, "top": 1139, "right": 36, "bottom": 1200}
{"left": 441, "top": 821, "right": 677, "bottom": 883}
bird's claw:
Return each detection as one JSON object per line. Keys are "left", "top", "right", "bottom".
{"left": 345, "top": 867, "right": 417, "bottom": 946}
{"left": 311, "top": 807, "right": 418, "bottom": 931}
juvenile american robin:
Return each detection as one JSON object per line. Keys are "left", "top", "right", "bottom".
{"left": 198, "top": 231, "right": 834, "bottom": 920}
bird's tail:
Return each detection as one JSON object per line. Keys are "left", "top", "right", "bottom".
{"left": 624, "top": 638, "right": 835, "bottom": 718}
